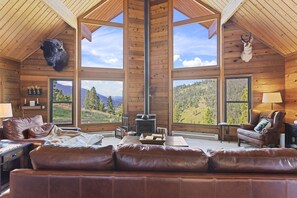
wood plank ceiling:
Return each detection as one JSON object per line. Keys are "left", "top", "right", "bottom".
{"left": 0, "top": 0, "right": 101, "bottom": 62}
{"left": 202, "top": 0, "right": 297, "bottom": 56}
{"left": 1, "top": 0, "right": 297, "bottom": 62}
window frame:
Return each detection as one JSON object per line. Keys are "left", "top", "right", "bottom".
{"left": 224, "top": 76, "right": 251, "bottom": 125}
{"left": 49, "top": 79, "right": 74, "bottom": 126}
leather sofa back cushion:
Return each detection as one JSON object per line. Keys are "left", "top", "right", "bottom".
{"left": 3, "top": 115, "right": 44, "bottom": 140}
{"left": 30, "top": 145, "right": 115, "bottom": 171}
{"left": 209, "top": 148, "right": 297, "bottom": 173}
{"left": 116, "top": 144, "right": 208, "bottom": 172}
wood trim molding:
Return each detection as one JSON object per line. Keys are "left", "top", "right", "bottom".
{"left": 80, "top": 18, "right": 124, "bottom": 28}
{"left": 221, "top": 0, "right": 247, "bottom": 25}
{"left": 173, "top": 14, "right": 219, "bottom": 27}
{"left": 42, "top": 0, "right": 77, "bottom": 29}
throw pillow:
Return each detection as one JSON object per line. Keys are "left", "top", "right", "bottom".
{"left": 28, "top": 123, "right": 54, "bottom": 138}
{"left": 254, "top": 119, "right": 271, "bottom": 133}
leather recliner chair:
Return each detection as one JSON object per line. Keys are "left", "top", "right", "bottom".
{"left": 237, "top": 109, "right": 285, "bottom": 148}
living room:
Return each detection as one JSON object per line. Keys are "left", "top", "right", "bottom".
{"left": 0, "top": 0, "right": 297, "bottom": 197}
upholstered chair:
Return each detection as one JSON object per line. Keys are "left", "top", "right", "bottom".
{"left": 237, "top": 109, "right": 285, "bottom": 148}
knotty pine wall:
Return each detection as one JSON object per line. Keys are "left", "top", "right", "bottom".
{"left": 125, "top": 0, "right": 145, "bottom": 129}
{"left": 20, "top": 28, "right": 75, "bottom": 123}
{"left": 224, "top": 21, "right": 285, "bottom": 112}
{"left": 223, "top": 21, "right": 285, "bottom": 138}
{"left": 285, "top": 54, "right": 297, "bottom": 124}
{"left": 0, "top": 57, "right": 22, "bottom": 119}
{"left": 150, "top": 0, "right": 170, "bottom": 129}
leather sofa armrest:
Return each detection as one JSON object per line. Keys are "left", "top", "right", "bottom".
{"left": 240, "top": 123, "right": 255, "bottom": 130}
{"left": 262, "top": 128, "right": 278, "bottom": 134}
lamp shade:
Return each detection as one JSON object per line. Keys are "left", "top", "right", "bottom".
{"left": 262, "top": 92, "right": 283, "bottom": 103}
{"left": 0, "top": 103, "right": 13, "bottom": 118}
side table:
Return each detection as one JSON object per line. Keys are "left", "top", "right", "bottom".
{"left": 218, "top": 122, "right": 237, "bottom": 143}
{"left": 0, "top": 141, "right": 33, "bottom": 194}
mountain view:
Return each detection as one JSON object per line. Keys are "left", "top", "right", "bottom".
{"left": 173, "top": 79, "right": 217, "bottom": 124}
{"left": 52, "top": 83, "right": 123, "bottom": 124}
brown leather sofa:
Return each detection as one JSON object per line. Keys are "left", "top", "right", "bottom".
{"left": 237, "top": 110, "right": 285, "bottom": 147}
{"left": 3, "top": 144, "right": 297, "bottom": 198}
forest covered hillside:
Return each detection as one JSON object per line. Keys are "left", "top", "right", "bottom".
{"left": 173, "top": 78, "right": 248, "bottom": 125}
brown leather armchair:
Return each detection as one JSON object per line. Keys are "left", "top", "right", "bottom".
{"left": 237, "top": 110, "right": 285, "bottom": 148}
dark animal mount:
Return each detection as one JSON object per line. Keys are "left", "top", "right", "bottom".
{"left": 40, "top": 38, "right": 69, "bottom": 72}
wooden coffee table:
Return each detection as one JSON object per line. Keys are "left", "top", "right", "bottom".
{"left": 118, "top": 136, "right": 189, "bottom": 147}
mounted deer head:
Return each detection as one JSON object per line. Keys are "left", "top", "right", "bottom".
{"left": 240, "top": 32, "right": 253, "bottom": 62}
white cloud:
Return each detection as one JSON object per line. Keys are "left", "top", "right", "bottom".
{"left": 102, "top": 57, "right": 118, "bottom": 64}
{"left": 174, "top": 54, "right": 180, "bottom": 62}
{"left": 182, "top": 57, "right": 217, "bottom": 67}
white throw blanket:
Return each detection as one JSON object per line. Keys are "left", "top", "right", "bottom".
{"left": 41, "top": 125, "right": 104, "bottom": 146}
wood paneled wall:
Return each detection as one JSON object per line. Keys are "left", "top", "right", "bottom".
{"left": 223, "top": 21, "right": 285, "bottom": 138}
{"left": 285, "top": 54, "right": 297, "bottom": 124}
{"left": 150, "top": 0, "right": 170, "bottom": 129}
{"left": 20, "top": 28, "right": 75, "bottom": 122}
{"left": 0, "top": 57, "right": 21, "bottom": 118}
{"left": 224, "top": 21, "right": 285, "bottom": 112}
{"left": 125, "top": 0, "right": 145, "bottom": 129}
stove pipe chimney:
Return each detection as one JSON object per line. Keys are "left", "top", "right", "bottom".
{"left": 142, "top": 0, "right": 150, "bottom": 120}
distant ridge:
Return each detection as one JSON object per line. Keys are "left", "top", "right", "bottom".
{"left": 55, "top": 83, "right": 123, "bottom": 107}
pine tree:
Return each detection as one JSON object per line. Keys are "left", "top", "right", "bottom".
{"left": 84, "top": 87, "right": 100, "bottom": 110}
{"left": 107, "top": 96, "right": 115, "bottom": 115}
{"left": 204, "top": 107, "right": 213, "bottom": 124}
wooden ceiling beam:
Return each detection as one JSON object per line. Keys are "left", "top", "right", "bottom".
{"left": 221, "top": 0, "right": 247, "bottom": 26}
{"left": 41, "top": 0, "right": 77, "bottom": 29}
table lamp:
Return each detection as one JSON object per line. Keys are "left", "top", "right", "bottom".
{"left": 0, "top": 103, "right": 13, "bottom": 120}
{"left": 262, "top": 92, "right": 282, "bottom": 110}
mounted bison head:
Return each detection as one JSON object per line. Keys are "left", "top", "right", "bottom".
{"left": 40, "top": 39, "right": 69, "bottom": 72}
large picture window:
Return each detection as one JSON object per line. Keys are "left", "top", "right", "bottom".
{"left": 80, "top": 80, "right": 123, "bottom": 124}
{"left": 225, "top": 77, "right": 251, "bottom": 125}
{"left": 50, "top": 79, "right": 73, "bottom": 125}
{"left": 173, "top": 79, "right": 217, "bottom": 124}
{"left": 173, "top": 9, "right": 217, "bottom": 68}
{"left": 81, "top": 14, "right": 123, "bottom": 68}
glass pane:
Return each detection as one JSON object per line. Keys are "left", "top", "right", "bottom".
{"left": 52, "top": 80, "right": 73, "bottom": 102}
{"left": 52, "top": 103, "right": 72, "bottom": 124}
{"left": 226, "top": 78, "right": 249, "bottom": 101}
{"left": 111, "top": 13, "right": 123, "bottom": 23}
{"left": 173, "top": 9, "right": 189, "bottom": 22}
{"left": 226, "top": 103, "right": 249, "bottom": 125}
{"left": 81, "top": 80, "right": 123, "bottom": 124}
{"left": 173, "top": 20, "right": 217, "bottom": 68}
{"left": 173, "top": 79, "right": 217, "bottom": 124}
{"left": 81, "top": 26, "right": 123, "bottom": 68}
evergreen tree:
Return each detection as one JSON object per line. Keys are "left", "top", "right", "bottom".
{"left": 107, "top": 96, "right": 115, "bottom": 115}
{"left": 84, "top": 87, "right": 100, "bottom": 110}
{"left": 204, "top": 107, "right": 213, "bottom": 124}
{"left": 53, "top": 89, "right": 70, "bottom": 102}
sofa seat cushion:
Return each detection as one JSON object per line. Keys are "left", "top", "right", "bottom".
{"left": 237, "top": 128, "right": 264, "bottom": 140}
{"left": 208, "top": 148, "right": 297, "bottom": 173}
{"left": 30, "top": 145, "right": 115, "bottom": 171}
{"left": 3, "top": 115, "right": 44, "bottom": 140}
{"left": 116, "top": 144, "right": 208, "bottom": 172}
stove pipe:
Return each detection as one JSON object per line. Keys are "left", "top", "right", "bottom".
{"left": 142, "top": 0, "right": 150, "bottom": 120}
